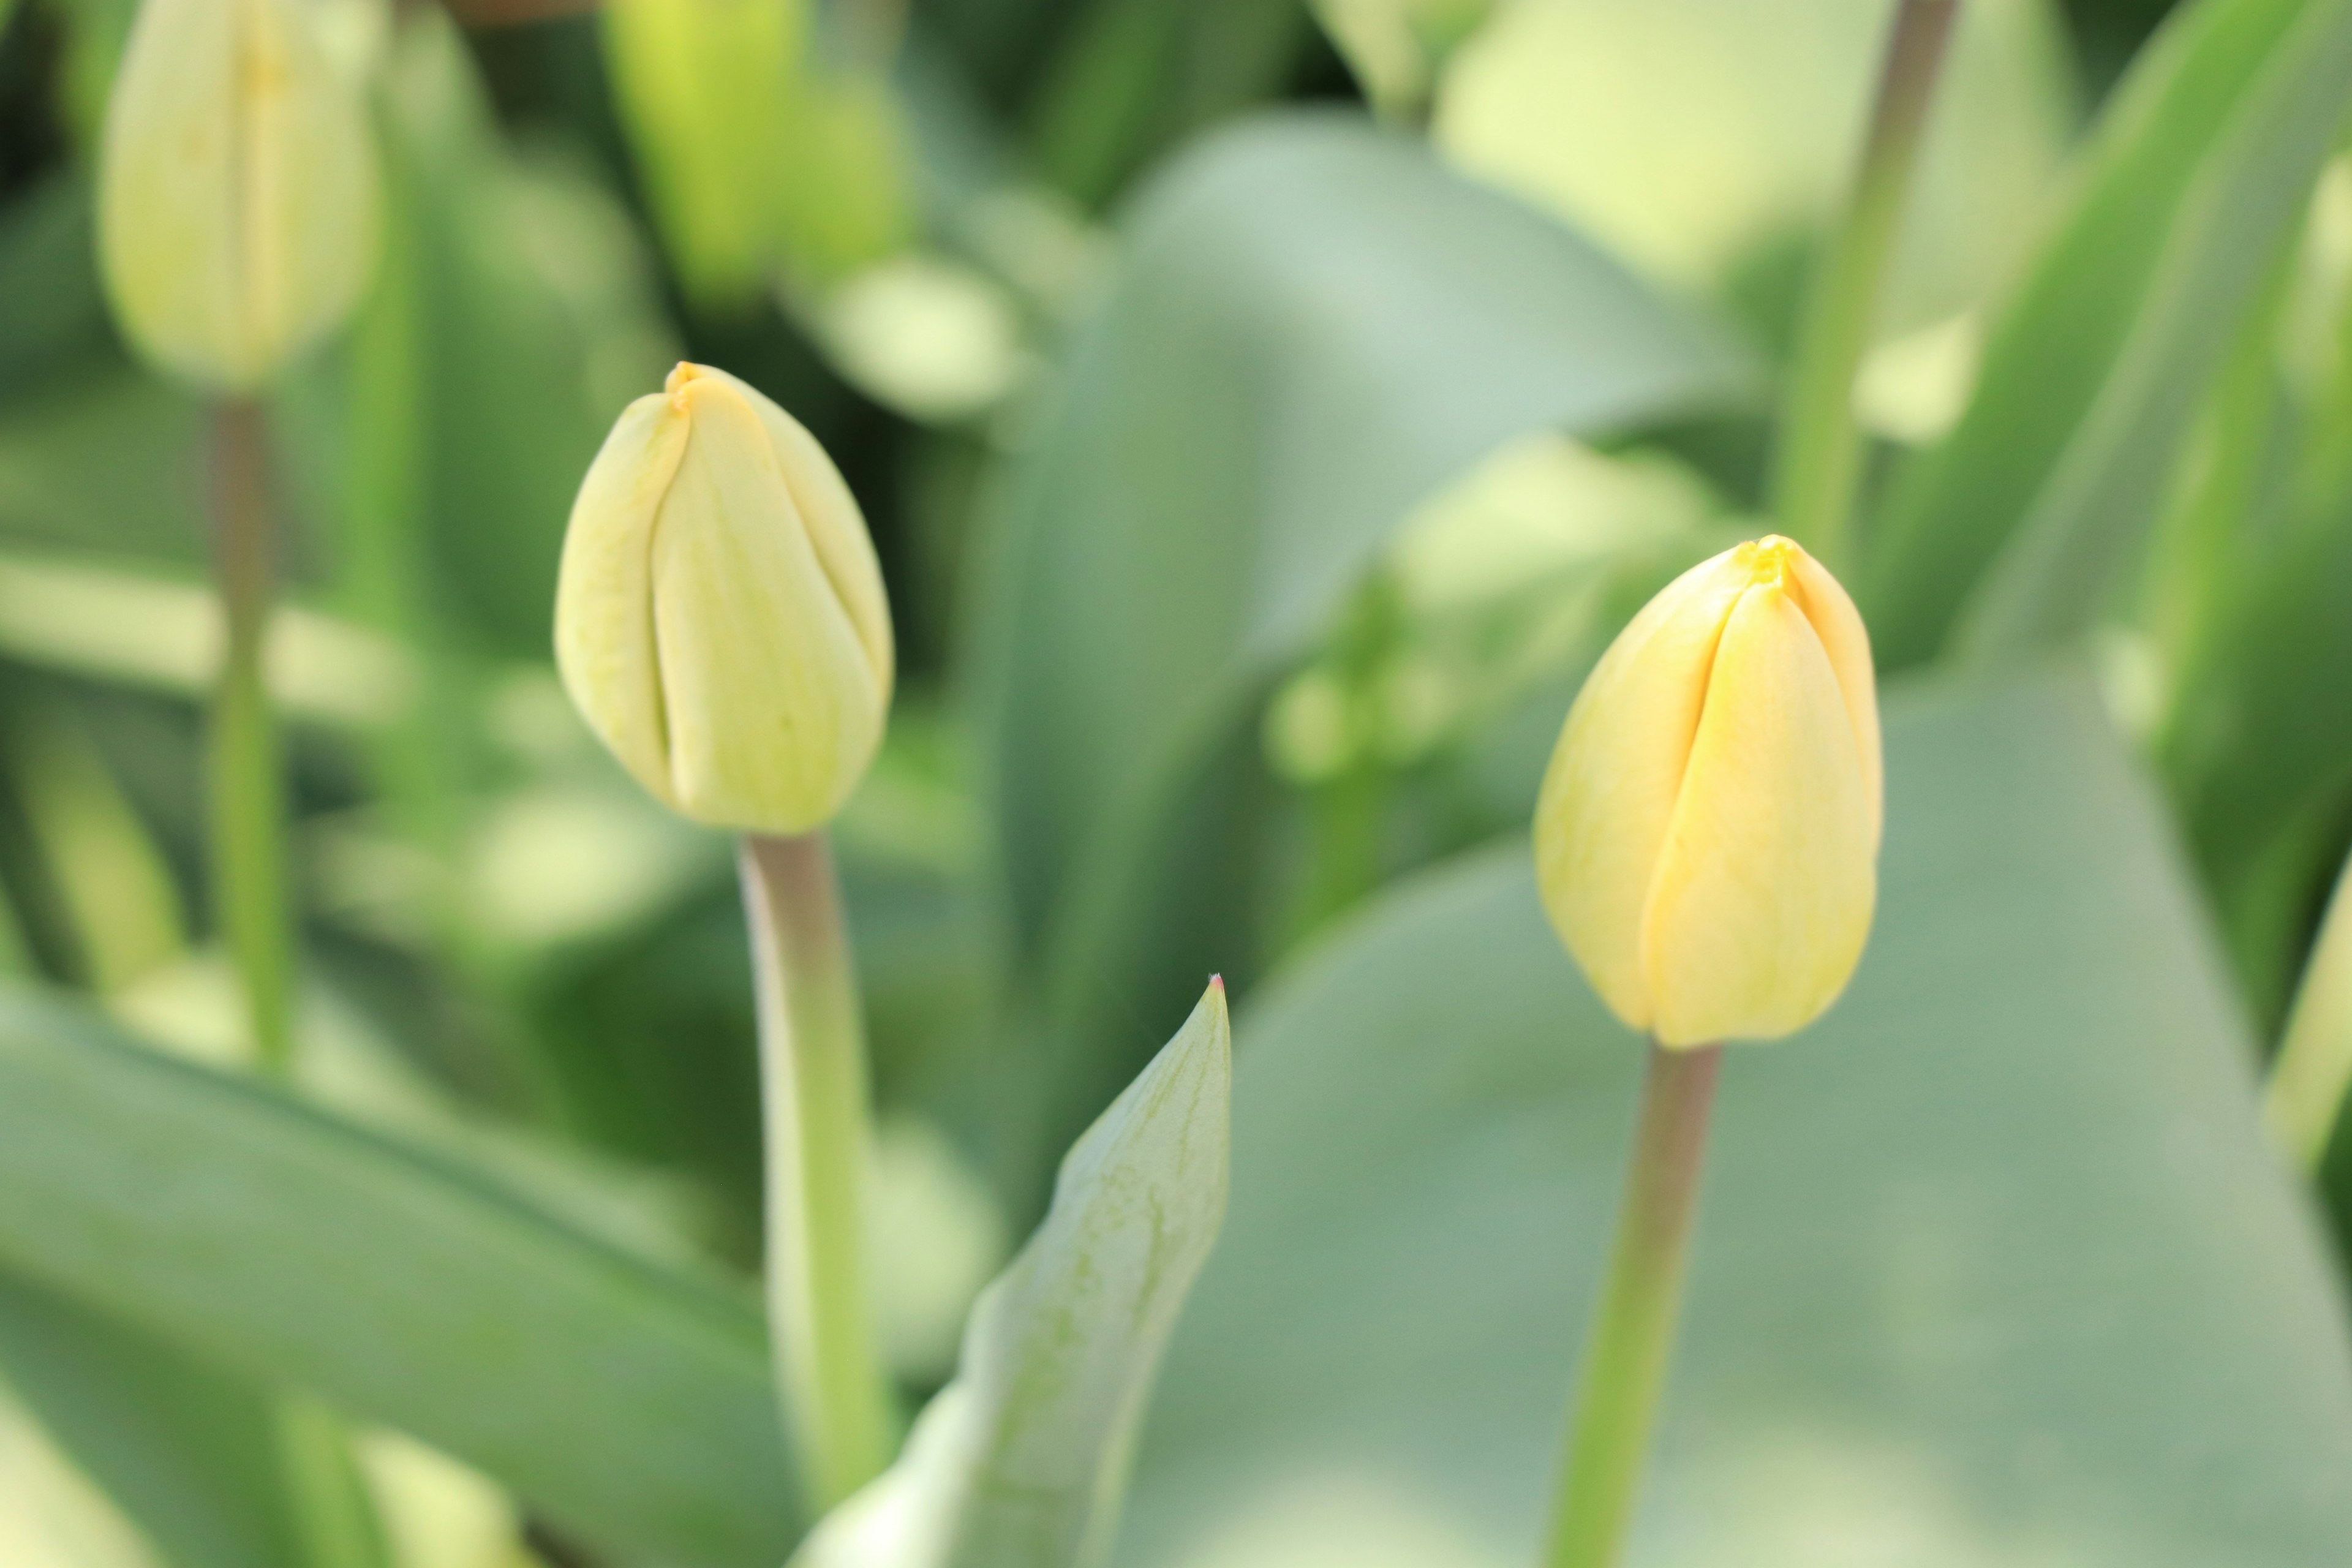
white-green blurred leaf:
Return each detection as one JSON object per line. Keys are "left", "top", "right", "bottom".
{"left": 0, "top": 549, "right": 414, "bottom": 724}
{"left": 810, "top": 255, "right": 1030, "bottom": 424}
{"left": 1434, "top": 0, "right": 2074, "bottom": 328}
{"left": 797, "top": 982, "right": 1231, "bottom": 1568}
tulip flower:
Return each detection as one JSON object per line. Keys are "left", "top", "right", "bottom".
{"left": 556, "top": 361, "right": 895, "bottom": 835}
{"left": 559, "top": 363, "right": 900, "bottom": 1507}
{"left": 1534, "top": 535, "right": 1880, "bottom": 1047}
{"left": 98, "top": 0, "right": 381, "bottom": 393}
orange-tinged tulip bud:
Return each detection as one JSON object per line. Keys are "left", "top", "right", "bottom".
{"left": 555, "top": 362, "right": 894, "bottom": 835}
{"left": 1534, "top": 536, "right": 1880, "bottom": 1046}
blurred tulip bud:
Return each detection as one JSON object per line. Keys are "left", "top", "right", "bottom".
{"left": 98, "top": 0, "right": 382, "bottom": 393}
{"left": 1535, "top": 535, "right": 1881, "bottom": 1047}
{"left": 556, "top": 362, "right": 894, "bottom": 835}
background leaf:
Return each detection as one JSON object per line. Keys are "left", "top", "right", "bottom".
{"left": 0, "top": 1270, "right": 304, "bottom": 1568}
{"left": 1951, "top": 0, "right": 2352, "bottom": 658}
{"left": 1863, "top": 0, "right": 2321, "bottom": 666}
{"left": 966, "top": 111, "right": 1751, "bottom": 1203}
{"left": 0, "top": 988, "right": 797, "bottom": 1568}
{"left": 1112, "top": 676, "right": 2352, "bottom": 1567}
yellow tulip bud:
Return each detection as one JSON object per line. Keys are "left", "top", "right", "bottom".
{"left": 1534, "top": 536, "right": 1881, "bottom": 1047}
{"left": 555, "top": 362, "right": 895, "bottom": 835}
{"left": 98, "top": 0, "right": 382, "bottom": 393}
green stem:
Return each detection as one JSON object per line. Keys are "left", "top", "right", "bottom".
{"left": 214, "top": 403, "right": 388, "bottom": 1568}
{"left": 208, "top": 400, "right": 295, "bottom": 1077}
{"left": 740, "top": 832, "right": 894, "bottom": 1510}
{"left": 1770, "top": 0, "right": 1961, "bottom": 571}
{"left": 1544, "top": 1041, "right": 1723, "bottom": 1568}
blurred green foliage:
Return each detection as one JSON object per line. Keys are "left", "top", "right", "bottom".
{"left": 7, "top": 0, "right": 2352, "bottom": 1562}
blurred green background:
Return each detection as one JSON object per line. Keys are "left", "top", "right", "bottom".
{"left": 7, "top": 0, "right": 2352, "bottom": 1564}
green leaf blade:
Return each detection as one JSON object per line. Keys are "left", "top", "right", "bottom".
{"left": 797, "top": 981, "right": 1231, "bottom": 1568}
{"left": 1863, "top": 0, "right": 2316, "bottom": 667}
{"left": 0, "top": 990, "right": 797, "bottom": 1568}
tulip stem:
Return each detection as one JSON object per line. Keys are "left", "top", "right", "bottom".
{"left": 208, "top": 400, "right": 296, "bottom": 1077}
{"left": 215, "top": 404, "right": 390, "bottom": 1568}
{"left": 740, "top": 832, "right": 895, "bottom": 1510}
{"left": 1542, "top": 1040, "right": 1722, "bottom": 1568}
{"left": 1769, "top": 0, "right": 1959, "bottom": 571}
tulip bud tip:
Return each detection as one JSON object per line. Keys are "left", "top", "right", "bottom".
{"left": 1209, "top": 974, "right": 1224, "bottom": 992}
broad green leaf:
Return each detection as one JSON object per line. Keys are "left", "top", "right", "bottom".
{"left": 796, "top": 981, "right": 1229, "bottom": 1568}
{"left": 1114, "top": 677, "right": 2352, "bottom": 1567}
{"left": 1864, "top": 0, "right": 2320, "bottom": 666}
{"left": 1951, "top": 0, "right": 2352, "bottom": 658}
{"left": 0, "top": 986, "right": 799, "bottom": 1568}
{"left": 0, "top": 1270, "right": 304, "bottom": 1568}
{"left": 968, "top": 111, "right": 1749, "bottom": 1196}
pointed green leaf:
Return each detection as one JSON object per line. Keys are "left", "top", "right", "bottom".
{"left": 797, "top": 981, "right": 1231, "bottom": 1568}
{"left": 1951, "top": 0, "right": 2352, "bottom": 658}
{"left": 1864, "top": 0, "right": 2321, "bottom": 666}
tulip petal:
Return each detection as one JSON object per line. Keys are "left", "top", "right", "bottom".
{"left": 1784, "top": 546, "right": 1883, "bottom": 844}
{"left": 1534, "top": 548, "right": 1753, "bottom": 1031}
{"left": 554, "top": 393, "right": 690, "bottom": 810}
{"left": 1640, "top": 581, "right": 1875, "bottom": 1046}
{"left": 698, "top": 366, "right": 896, "bottom": 696}
{"left": 100, "top": 0, "right": 379, "bottom": 391}
{"left": 652, "top": 377, "right": 887, "bottom": 833}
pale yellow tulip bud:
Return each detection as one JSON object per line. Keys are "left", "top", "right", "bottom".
{"left": 555, "top": 362, "right": 895, "bottom": 835}
{"left": 98, "top": 0, "right": 382, "bottom": 393}
{"left": 1535, "top": 536, "right": 1881, "bottom": 1047}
